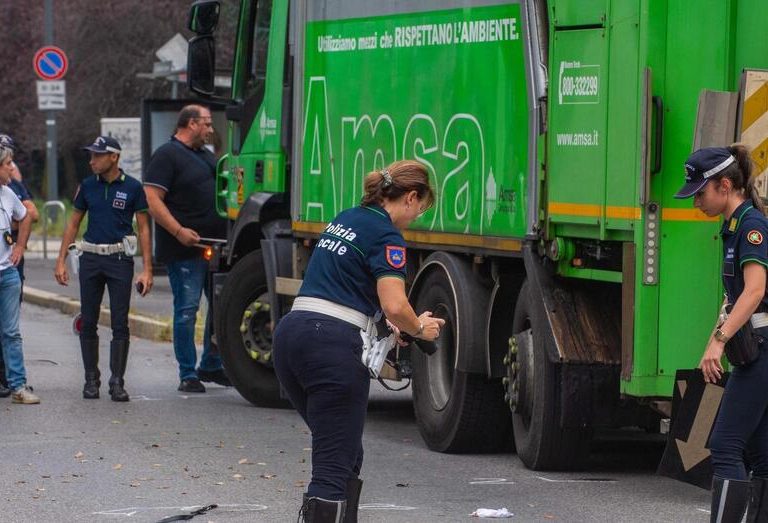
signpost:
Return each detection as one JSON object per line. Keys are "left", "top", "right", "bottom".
{"left": 33, "top": 37, "right": 68, "bottom": 201}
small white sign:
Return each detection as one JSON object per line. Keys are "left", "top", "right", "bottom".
{"left": 37, "top": 80, "right": 66, "bottom": 110}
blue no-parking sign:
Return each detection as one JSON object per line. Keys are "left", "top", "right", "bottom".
{"left": 33, "top": 46, "right": 68, "bottom": 80}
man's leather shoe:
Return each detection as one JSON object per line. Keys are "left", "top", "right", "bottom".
{"left": 197, "top": 368, "right": 232, "bottom": 387}
{"left": 178, "top": 379, "right": 206, "bottom": 393}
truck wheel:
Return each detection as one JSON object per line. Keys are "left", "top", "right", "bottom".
{"left": 216, "top": 249, "right": 288, "bottom": 408}
{"left": 509, "top": 280, "right": 590, "bottom": 470}
{"left": 411, "top": 254, "right": 512, "bottom": 453}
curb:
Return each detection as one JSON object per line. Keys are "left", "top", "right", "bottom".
{"left": 23, "top": 287, "right": 172, "bottom": 342}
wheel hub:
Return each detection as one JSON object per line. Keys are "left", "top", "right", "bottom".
{"left": 239, "top": 300, "right": 273, "bottom": 365}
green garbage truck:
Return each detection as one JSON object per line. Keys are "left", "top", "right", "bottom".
{"left": 184, "top": 0, "right": 768, "bottom": 470}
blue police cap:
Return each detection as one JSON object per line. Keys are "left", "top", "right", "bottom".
{"left": 83, "top": 136, "right": 121, "bottom": 154}
{"left": 0, "top": 134, "right": 17, "bottom": 151}
{"left": 674, "top": 147, "right": 735, "bottom": 199}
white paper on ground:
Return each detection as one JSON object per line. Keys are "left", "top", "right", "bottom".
{"left": 470, "top": 507, "right": 514, "bottom": 518}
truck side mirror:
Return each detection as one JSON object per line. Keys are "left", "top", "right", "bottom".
{"left": 188, "top": 0, "right": 220, "bottom": 34}
{"left": 188, "top": 35, "right": 216, "bottom": 97}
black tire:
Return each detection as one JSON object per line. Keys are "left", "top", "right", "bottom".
{"left": 510, "top": 280, "right": 591, "bottom": 470}
{"left": 216, "top": 249, "right": 288, "bottom": 408}
{"left": 411, "top": 254, "right": 513, "bottom": 453}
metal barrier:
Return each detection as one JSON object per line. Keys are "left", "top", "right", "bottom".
{"left": 42, "top": 200, "right": 65, "bottom": 260}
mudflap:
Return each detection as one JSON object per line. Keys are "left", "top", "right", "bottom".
{"left": 657, "top": 369, "right": 728, "bottom": 490}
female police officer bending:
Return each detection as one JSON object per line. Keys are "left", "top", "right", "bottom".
{"left": 675, "top": 145, "right": 768, "bottom": 522}
{"left": 273, "top": 160, "right": 444, "bottom": 522}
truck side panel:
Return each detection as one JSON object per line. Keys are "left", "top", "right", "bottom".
{"left": 294, "top": 2, "right": 531, "bottom": 240}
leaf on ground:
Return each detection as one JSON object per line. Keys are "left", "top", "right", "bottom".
{"left": 130, "top": 482, "right": 141, "bottom": 487}
{"left": 238, "top": 458, "right": 249, "bottom": 465}
{"left": 113, "top": 464, "right": 123, "bottom": 470}
{"left": 233, "top": 474, "right": 244, "bottom": 480}
{"left": 214, "top": 481, "right": 224, "bottom": 486}
{"left": 260, "top": 474, "right": 276, "bottom": 480}
{"left": 257, "top": 462, "right": 267, "bottom": 466}
{"left": 74, "top": 451, "right": 84, "bottom": 459}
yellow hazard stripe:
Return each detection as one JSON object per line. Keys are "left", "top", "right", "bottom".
{"left": 661, "top": 208, "right": 719, "bottom": 222}
{"left": 548, "top": 202, "right": 640, "bottom": 220}
{"left": 292, "top": 221, "right": 522, "bottom": 252}
{"left": 743, "top": 82, "right": 768, "bottom": 130}
{"left": 548, "top": 202, "right": 718, "bottom": 222}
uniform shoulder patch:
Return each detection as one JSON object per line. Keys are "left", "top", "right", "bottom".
{"left": 385, "top": 245, "right": 406, "bottom": 269}
{"left": 747, "top": 230, "right": 764, "bottom": 245}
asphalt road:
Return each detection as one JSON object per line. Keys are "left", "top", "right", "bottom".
{"left": 1, "top": 305, "right": 711, "bottom": 522}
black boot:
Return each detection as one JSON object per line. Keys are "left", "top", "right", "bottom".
{"left": 747, "top": 476, "right": 768, "bottom": 522}
{"left": 711, "top": 476, "right": 750, "bottom": 523}
{"left": 108, "top": 339, "right": 130, "bottom": 402}
{"left": 299, "top": 496, "right": 346, "bottom": 523}
{"left": 343, "top": 478, "right": 363, "bottom": 523}
{"left": 80, "top": 338, "right": 100, "bottom": 399}
{"left": 0, "top": 355, "right": 9, "bottom": 398}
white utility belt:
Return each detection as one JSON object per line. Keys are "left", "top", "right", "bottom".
{"left": 292, "top": 296, "right": 375, "bottom": 333}
{"left": 79, "top": 241, "right": 124, "bottom": 255}
{"left": 291, "top": 296, "right": 395, "bottom": 378}
{"left": 751, "top": 312, "right": 768, "bottom": 329}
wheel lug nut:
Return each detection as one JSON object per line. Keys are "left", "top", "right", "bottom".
{"left": 503, "top": 355, "right": 510, "bottom": 365}
{"left": 502, "top": 377, "right": 509, "bottom": 386}
{"left": 244, "top": 310, "right": 252, "bottom": 318}
{"left": 250, "top": 350, "right": 260, "bottom": 360}
{"left": 240, "top": 324, "right": 247, "bottom": 333}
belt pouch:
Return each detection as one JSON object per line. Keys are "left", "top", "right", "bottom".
{"left": 724, "top": 305, "right": 761, "bottom": 366}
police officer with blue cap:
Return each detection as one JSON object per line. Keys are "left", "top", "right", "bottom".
{"left": 675, "top": 144, "right": 768, "bottom": 522}
{"left": 54, "top": 136, "right": 153, "bottom": 402}
{"left": 273, "top": 160, "right": 444, "bottom": 522}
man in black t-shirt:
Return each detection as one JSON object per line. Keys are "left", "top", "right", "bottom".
{"left": 144, "top": 105, "right": 229, "bottom": 393}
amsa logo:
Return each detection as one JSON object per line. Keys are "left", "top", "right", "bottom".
{"left": 259, "top": 111, "right": 278, "bottom": 141}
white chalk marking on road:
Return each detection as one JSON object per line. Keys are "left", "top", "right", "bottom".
{"left": 130, "top": 395, "right": 162, "bottom": 401}
{"left": 93, "top": 503, "right": 268, "bottom": 517}
{"left": 470, "top": 478, "right": 515, "bottom": 485}
{"left": 360, "top": 503, "right": 417, "bottom": 511}
{"left": 536, "top": 476, "right": 617, "bottom": 483}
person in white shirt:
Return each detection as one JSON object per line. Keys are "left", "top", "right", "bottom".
{"left": 0, "top": 146, "right": 37, "bottom": 404}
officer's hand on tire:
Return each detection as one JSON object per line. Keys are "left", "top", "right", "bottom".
{"left": 417, "top": 311, "right": 445, "bottom": 342}
{"left": 175, "top": 227, "right": 200, "bottom": 247}
{"left": 54, "top": 260, "right": 69, "bottom": 286}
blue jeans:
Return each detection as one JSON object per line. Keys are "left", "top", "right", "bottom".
{"left": 166, "top": 258, "right": 221, "bottom": 381}
{"left": 0, "top": 268, "right": 27, "bottom": 390}
{"left": 710, "top": 338, "right": 768, "bottom": 480}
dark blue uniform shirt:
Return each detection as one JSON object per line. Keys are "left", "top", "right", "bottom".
{"left": 73, "top": 170, "right": 148, "bottom": 244}
{"left": 298, "top": 205, "right": 407, "bottom": 317}
{"left": 8, "top": 179, "right": 31, "bottom": 202}
{"left": 721, "top": 200, "right": 768, "bottom": 309}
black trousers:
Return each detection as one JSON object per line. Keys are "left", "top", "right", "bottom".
{"left": 273, "top": 310, "right": 370, "bottom": 500}
{"left": 78, "top": 252, "right": 133, "bottom": 340}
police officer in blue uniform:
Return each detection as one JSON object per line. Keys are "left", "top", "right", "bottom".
{"left": 54, "top": 136, "right": 153, "bottom": 402}
{"left": 273, "top": 160, "right": 445, "bottom": 522}
{"left": 675, "top": 145, "right": 768, "bottom": 522}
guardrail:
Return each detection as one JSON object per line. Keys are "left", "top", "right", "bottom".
{"left": 42, "top": 200, "right": 65, "bottom": 259}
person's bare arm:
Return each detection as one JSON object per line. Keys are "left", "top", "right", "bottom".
{"left": 22, "top": 199, "right": 39, "bottom": 223}
{"left": 377, "top": 277, "right": 444, "bottom": 341}
{"left": 144, "top": 185, "right": 199, "bottom": 247}
{"left": 134, "top": 212, "right": 153, "bottom": 296}
{"left": 54, "top": 210, "right": 85, "bottom": 286}
{"left": 10, "top": 213, "right": 31, "bottom": 266}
